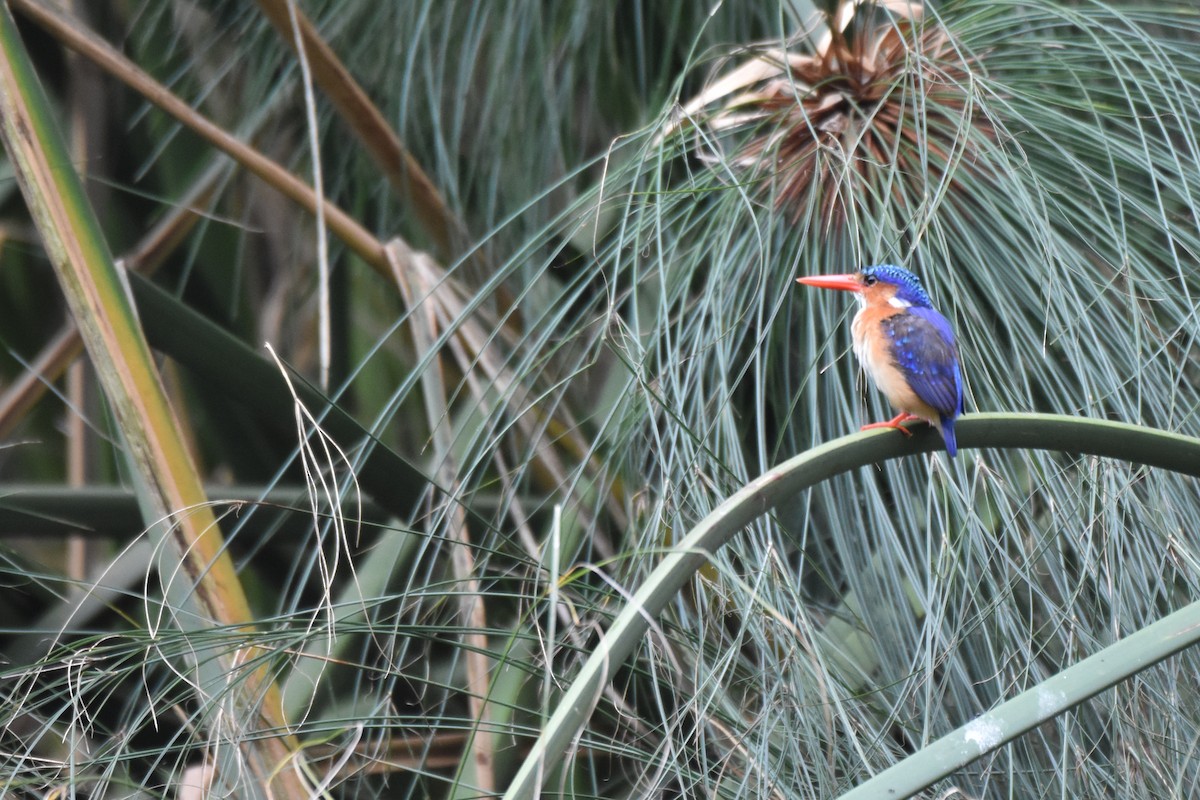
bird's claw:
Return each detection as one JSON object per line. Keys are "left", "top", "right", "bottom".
{"left": 860, "top": 413, "right": 922, "bottom": 437}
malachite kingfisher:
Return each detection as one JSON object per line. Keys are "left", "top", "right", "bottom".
{"left": 797, "top": 265, "right": 964, "bottom": 457}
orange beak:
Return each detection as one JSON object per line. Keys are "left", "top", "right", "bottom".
{"left": 796, "top": 274, "right": 862, "bottom": 292}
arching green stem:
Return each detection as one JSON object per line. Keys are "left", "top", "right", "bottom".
{"left": 504, "top": 413, "right": 1200, "bottom": 799}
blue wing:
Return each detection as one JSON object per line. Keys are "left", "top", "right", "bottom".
{"left": 881, "top": 307, "right": 963, "bottom": 419}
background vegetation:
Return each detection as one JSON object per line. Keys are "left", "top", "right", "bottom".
{"left": 1, "top": 1, "right": 1200, "bottom": 798}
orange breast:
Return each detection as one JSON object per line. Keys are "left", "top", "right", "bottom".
{"left": 851, "top": 305, "right": 943, "bottom": 425}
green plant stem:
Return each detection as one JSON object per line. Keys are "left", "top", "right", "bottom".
{"left": 0, "top": 156, "right": 230, "bottom": 439}
{"left": 502, "top": 413, "right": 1200, "bottom": 799}
{"left": 836, "top": 594, "right": 1200, "bottom": 798}
{"left": 0, "top": 6, "right": 303, "bottom": 795}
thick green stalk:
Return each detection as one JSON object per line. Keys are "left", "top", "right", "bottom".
{"left": 836, "top": 593, "right": 1200, "bottom": 798}
{"left": 502, "top": 413, "right": 1200, "bottom": 799}
{"left": 0, "top": 7, "right": 301, "bottom": 796}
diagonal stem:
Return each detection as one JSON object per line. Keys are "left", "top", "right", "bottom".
{"left": 502, "top": 414, "right": 1200, "bottom": 799}
{"left": 0, "top": 6, "right": 305, "bottom": 795}
{"left": 254, "top": 0, "right": 472, "bottom": 262}
{"left": 8, "top": 0, "right": 388, "bottom": 271}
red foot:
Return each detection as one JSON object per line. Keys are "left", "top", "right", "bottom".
{"left": 860, "top": 413, "right": 923, "bottom": 437}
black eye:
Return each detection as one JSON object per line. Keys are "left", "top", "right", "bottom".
{"left": 863, "top": 275, "right": 877, "bottom": 286}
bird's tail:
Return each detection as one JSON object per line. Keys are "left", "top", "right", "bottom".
{"left": 939, "top": 415, "right": 958, "bottom": 458}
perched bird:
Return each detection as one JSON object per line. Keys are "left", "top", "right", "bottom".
{"left": 797, "top": 265, "right": 964, "bottom": 457}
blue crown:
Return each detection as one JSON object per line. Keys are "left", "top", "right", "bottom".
{"left": 861, "top": 264, "right": 933, "bottom": 308}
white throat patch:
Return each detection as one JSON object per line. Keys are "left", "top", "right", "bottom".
{"left": 887, "top": 296, "right": 912, "bottom": 309}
